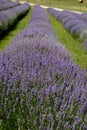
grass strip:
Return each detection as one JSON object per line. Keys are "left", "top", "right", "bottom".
{"left": 48, "top": 13, "right": 87, "bottom": 69}
{"left": 0, "top": 6, "right": 33, "bottom": 50}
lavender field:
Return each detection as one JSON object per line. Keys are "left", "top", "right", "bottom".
{"left": 48, "top": 8, "right": 87, "bottom": 50}
{"left": 0, "top": 4, "right": 87, "bottom": 130}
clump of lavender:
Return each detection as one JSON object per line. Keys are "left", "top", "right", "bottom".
{"left": 0, "top": 3, "right": 30, "bottom": 37}
{"left": 80, "top": 29, "right": 87, "bottom": 40}
{"left": 48, "top": 8, "right": 87, "bottom": 41}
{"left": 0, "top": 1, "right": 20, "bottom": 11}
{"left": 81, "top": 13, "right": 87, "bottom": 22}
{"left": 0, "top": 0, "right": 11, "bottom": 3}
{"left": 0, "top": 5, "right": 87, "bottom": 130}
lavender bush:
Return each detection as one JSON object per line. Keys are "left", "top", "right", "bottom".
{"left": 80, "top": 13, "right": 87, "bottom": 22}
{"left": 10, "top": 3, "right": 30, "bottom": 17}
{"left": 70, "top": 22, "right": 87, "bottom": 35}
{"left": 0, "top": 3, "right": 30, "bottom": 37}
{"left": 0, "top": 21, "right": 4, "bottom": 34}
{"left": 57, "top": 10, "right": 74, "bottom": 22}
{"left": 64, "top": 19, "right": 81, "bottom": 31}
{"left": 0, "top": 2, "right": 20, "bottom": 11}
{"left": 48, "top": 8, "right": 87, "bottom": 41}
{"left": 0, "top": 5, "right": 87, "bottom": 130}
{"left": 0, "top": 0, "right": 11, "bottom": 3}
{"left": 47, "top": 8, "right": 61, "bottom": 19}
{"left": 0, "top": 13, "right": 8, "bottom": 30}
{"left": 80, "top": 29, "right": 87, "bottom": 40}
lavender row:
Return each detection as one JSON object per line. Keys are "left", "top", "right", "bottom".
{"left": 0, "top": 0, "right": 11, "bottom": 4}
{"left": 48, "top": 8, "right": 87, "bottom": 50}
{"left": 0, "top": 5, "right": 87, "bottom": 129}
{"left": 79, "top": 13, "right": 87, "bottom": 49}
{"left": 67, "top": 11, "right": 87, "bottom": 23}
{"left": 0, "top": 3, "right": 30, "bottom": 36}
{"left": 0, "top": 1, "right": 20, "bottom": 11}
{"left": 48, "top": 8, "right": 87, "bottom": 41}
{"left": 72, "top": 11, "right": 87, "bottom": 23}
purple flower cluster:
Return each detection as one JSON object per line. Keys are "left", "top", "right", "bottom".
{"left": 0, "top": 0, "right": 11, "bottom": 4}
{"left": 0, "top": 3, "right": 30, "bottom": 35}
{"left": 0, "top": 1, "right": 20, "bottom": 11}
{"left": 0, "top": 5, "right": 87, "bottom": 129}
{"left": 48, "top": 8, "right": 87, "bottom": 40}
{"left": 80, "top": 13, "right": 87, "bottom": 22}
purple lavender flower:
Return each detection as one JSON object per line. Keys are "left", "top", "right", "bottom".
{"left": 0, "top": 13, "right": 8, "bottom": 29}
{"left": 0, "top": 0, "right": 11, "bottom": 3}
{"left": 0, "top": 3, "right": 30, "bottom": 35}
{"left": 0, "top": 2, "right": 20, "bottom": 11}
{"left": 64, "top": 19, "right": 80, "bottom": 31}
{"left": 48, "top": 8, "right": 87, "bottom": 40}
{"left": 70, "top": 22, "right": 87, "bottom": 35}
{"left": 81, "top": 13, "right": 87, "bottom": 22}
{"left": 81, "top": 101, "right": 87, "bottom": 113}
{"left": 0, "top": 5, "right": 87, "bottom": 130}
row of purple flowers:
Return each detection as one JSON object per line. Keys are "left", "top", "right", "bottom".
{"left": 0, "top": 5, "right": 87, "bottom": 129}
{"left": 0, "top": 3, "right": 30, "bottom": 37}
{"left": 0, "top": 1, "right": 20, "bottom": 11}
{"left": 0, "top": 0, "right": 11, "bottom": 4}
{"left": 48, "top": 8, "right": 87, "bottom": 49}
